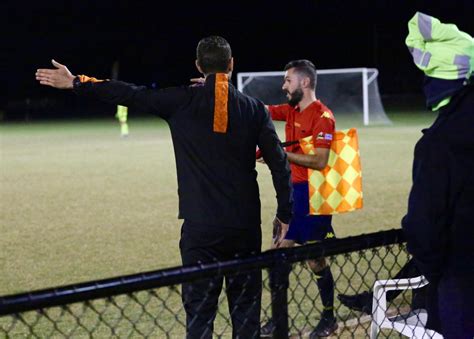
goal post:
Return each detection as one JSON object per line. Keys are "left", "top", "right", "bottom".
{"left": 237, "top": 68, "right": 391, "bottom": 126}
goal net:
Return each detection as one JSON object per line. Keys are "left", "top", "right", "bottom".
{"left": 237, "top": 68, "right": 391, "bottom": 125}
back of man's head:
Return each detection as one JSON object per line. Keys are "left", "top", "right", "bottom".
{"left": 284, "top": 59, "right": 317, "bottom": 89}
{"left": 196, "top": 36, "right": 232, "bottom": 75}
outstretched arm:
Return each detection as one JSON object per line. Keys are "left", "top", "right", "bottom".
{"left": 267, "top": 104, "right": 289, "bottom": 121}
{"left": 35, "top": 60, "right": 187, "bottom": 118}
{"left": 36, "top": 60, "right": 75, "bottom": 89}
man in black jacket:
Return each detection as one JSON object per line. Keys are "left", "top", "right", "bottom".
{"left": 36, "top": 36, "right": 293, "bottom": 339}
{"left": 402, "top": 13, "right": 474, "bottom": 338}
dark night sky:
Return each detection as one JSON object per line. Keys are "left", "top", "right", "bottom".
{"left": 2, "top": 0, "right": 473, "bottom": 117}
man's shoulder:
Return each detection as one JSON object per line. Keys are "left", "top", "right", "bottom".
{"left": 234, "top": 88, "right": 266, "bottom": 110}
{"left": 156, "top": 84, "right": 196, "bottom": 95}
{"left": 313, "top": 100, "right": 335, "bottom": 122}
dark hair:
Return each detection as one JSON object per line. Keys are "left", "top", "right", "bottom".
{"left": 196, "top": 36, "right": 232, "bottom": 74}
{"left": 284, "top": 59, "right": 317, "bottom": 89}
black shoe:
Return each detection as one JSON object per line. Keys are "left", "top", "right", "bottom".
{"left": 337, "top": 291, "right": 373, "bottom": 314}
{"left": 260, "top": 320, "right": 291, "bottom": 338}
{"left": 309, "top": 317, "right": 338, "bottom": 338}
{"left": 260, "top": 320, "right": 274, "bottom": 337}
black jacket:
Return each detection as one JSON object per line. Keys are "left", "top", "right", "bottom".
{"left": 402, "top": 83, "right": 474, "bottom": 281}
{"left": 73, "top": 74, "right": 293, "bottom": 228}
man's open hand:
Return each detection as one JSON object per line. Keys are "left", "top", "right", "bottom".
{"left": 36, "top": 60, "right": 75, "bottom": 89}
{"left": 272, "top": 217, "right": 289, "bottom": 248}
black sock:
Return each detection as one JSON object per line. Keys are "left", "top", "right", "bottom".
{"left": 316, "top": 266, "right": 335, "bottom": 319}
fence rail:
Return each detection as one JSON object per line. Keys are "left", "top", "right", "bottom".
{"left": 1, "top": 229, "right": 419, "bottom": 338}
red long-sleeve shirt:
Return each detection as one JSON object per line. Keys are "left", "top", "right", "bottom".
{"left": 268, "top": 101, "right": 335, "bottom": 183}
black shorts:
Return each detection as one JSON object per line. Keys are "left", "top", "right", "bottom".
{"left": 285, "top": 182, "right": 335, "bottom": 244}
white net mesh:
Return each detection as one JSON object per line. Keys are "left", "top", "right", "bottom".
{"left": 237, "top": 68, "right": 391, "bottom": 125}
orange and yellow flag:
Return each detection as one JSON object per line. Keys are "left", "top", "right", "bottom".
{"left": 300, "top": 128, "right": 363, "bottom": 215}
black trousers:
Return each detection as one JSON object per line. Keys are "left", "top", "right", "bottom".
{"left": 437, "top": 274, "right": 474, "bottom": 338}
{"left": 179, "top": 220, "right": 262, "bottom": 339}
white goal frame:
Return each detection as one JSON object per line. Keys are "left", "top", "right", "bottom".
{"left": 237, "top": 68, "right": 382, "bottom": 126}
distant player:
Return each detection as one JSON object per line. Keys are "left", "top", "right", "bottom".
{"left": 115, "top": 105, "right": 129, "bottom": 137}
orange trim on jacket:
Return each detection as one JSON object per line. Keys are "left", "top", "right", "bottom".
{"left": 78, "top": 75, "right": 105, "bottom": 83}
{"left": 213, "top": 73, "right": 229, "bottom": 133}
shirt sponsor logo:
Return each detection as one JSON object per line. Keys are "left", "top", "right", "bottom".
{"left": 321, "top": 111, "right": 332, "bottom": 119}
{"left": 317, "top": 132, "right": 324, "bottom": 140}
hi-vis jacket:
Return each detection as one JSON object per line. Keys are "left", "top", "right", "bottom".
{"left": 406, "top": 12, "right": 473, "bottom": 81}
{"left": 73, "top": 74, "right": 293, "bottom": 228}
{"left": 406, "top": 12, "right": 474, "bottom": 110}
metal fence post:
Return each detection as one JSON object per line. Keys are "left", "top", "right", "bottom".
{"left": 270, "top": 259, "right": 291, "bottom": 338}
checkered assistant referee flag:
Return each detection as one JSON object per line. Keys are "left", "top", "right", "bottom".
{"left": 300, "top": 128, "right": 363, "bottom": 215}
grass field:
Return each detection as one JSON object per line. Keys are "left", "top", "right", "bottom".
{"left": 0, "top": 112, "right": 436, "bottom": 296}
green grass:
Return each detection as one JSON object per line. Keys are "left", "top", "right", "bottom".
{"left": 0, "top": 112, "right": 436, "bottom": 296}
{"left": 0, "top": 113, "right": 434, "bottom": 337}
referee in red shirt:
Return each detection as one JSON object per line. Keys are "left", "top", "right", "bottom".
{"left": 260, "top": 60, "right": 337, "bottom": 338}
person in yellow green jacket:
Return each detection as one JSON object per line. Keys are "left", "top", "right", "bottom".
{"left": 402, "top": 12, "right": 473, "bottom": 338}
{"left": 338, "top": 12, "right": 473, "bottom": 338}
{"left": 405, "top": 11, "right": 473, "bottom": 111}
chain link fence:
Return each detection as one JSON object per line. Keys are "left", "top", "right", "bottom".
{"left": 1, "top": 229, "right": 436, "bottom": 338}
